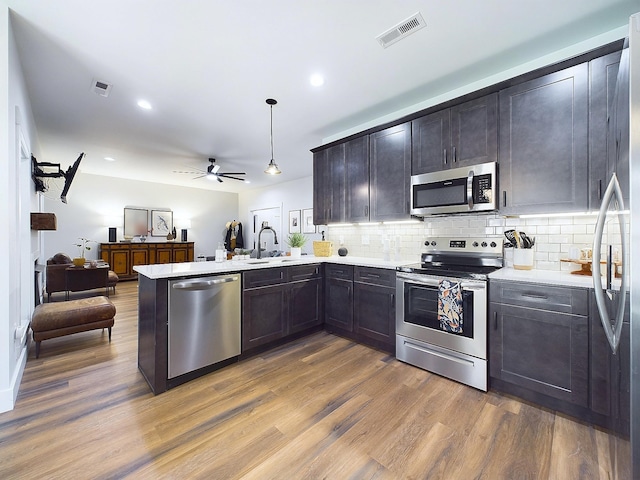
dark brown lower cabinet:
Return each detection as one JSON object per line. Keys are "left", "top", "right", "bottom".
{"left": 325, "top": 264, "right": 354, "bottom": 330}
{"left": 489, "top": 301, "right": 589, "bottom": 407}
{"left": 324, "top": 264, "right": 395, "bottom": 354}
{"left": 242, "top": 264, "right": 323, "bottom": 353}
{"left": 489, "top": 279, "right": 630, "bottom": 433}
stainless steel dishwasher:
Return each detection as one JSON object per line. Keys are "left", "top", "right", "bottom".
{"left": 167, "top": 274, "right": 241, "bottom": 379}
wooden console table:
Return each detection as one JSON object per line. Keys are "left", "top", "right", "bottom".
{"left": 100, "top": 242, "right": 194, "bottom": 280}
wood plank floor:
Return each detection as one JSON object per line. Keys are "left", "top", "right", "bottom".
{"left": 0, "top": 281, "right": 620, "bottom": 479}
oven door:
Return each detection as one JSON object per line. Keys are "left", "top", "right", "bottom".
{"left": 396, "top": 272, "right": 487, "bottom": 360}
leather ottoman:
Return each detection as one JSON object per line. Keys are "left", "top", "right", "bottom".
{"left": 31, "top": 296, "right": 116, "bottom": 358}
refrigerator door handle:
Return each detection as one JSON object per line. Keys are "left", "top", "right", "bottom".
{"left": 592, "top": 173, "right": 628, "bottom": 354}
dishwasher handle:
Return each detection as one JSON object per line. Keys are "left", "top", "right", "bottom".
{"left": 172, "top": 276, "right": 239, "bottom": 290}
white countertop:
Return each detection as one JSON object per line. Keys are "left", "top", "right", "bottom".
{"left": 489, "top": 267, "right": 623, "bottom": 290}
{"left": 134, "top": 255, "right": 413, "bottom": 280}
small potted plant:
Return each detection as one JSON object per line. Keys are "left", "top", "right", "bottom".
{"left": 73, "top": 237, "right": 95, "bottom": 266}
{"left": 286, "top": 232, "right": 307, "bottom": 259}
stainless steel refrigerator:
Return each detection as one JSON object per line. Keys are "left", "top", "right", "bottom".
{"left": 630, "top": 11, "right": 640, "bottom": 480}
{"left": 592, "top": 12, "right": 639, "bottom": 479}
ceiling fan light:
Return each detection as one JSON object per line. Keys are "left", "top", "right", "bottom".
{"left": 264, "top": 159, "right": 281, "bottom": 175}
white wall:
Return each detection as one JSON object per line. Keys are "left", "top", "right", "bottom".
{"left": 1, "top": 3, "right": 41, "bottom": 413}
{"left": 43, "top": 173, "right": 239, "bottom": 261}
{"left": 238, "top": 176, "right": 322, "bottom": 256}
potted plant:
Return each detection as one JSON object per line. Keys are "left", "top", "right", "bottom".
{"left": 73, "top": 237, "right": 94, "bottom": 266}
{"left": 286, "top": 232, "right": 307, "bottom": 259}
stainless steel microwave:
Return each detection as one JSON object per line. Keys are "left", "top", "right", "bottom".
{"left": 410, "top": 162, "right": 497, "bottom": 216}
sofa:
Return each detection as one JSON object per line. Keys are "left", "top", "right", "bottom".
{"left": 46, "top": 253, "right": 118, "bottom": 301}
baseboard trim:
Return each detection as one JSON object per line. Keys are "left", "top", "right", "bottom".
{"left": 0, "top": 342, "right": 28, "bottom": 413}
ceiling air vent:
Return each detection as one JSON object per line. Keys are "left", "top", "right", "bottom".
{"left": 376, "top": 12, "right": 426, "bottom": 48}
{"left": 91, "top": 79, "right": 112, "bottom": 97}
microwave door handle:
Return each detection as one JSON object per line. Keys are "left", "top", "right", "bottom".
{"left": 467, "top": 170, "right": 474, "bottom": 209}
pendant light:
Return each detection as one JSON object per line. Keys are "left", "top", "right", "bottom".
{"left": 264, "top": 98, "right": 281, "bottom": 175}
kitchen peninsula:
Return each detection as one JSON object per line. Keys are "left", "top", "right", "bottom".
{"left": 134, "top": 256, "right": 410, "bottom": 394}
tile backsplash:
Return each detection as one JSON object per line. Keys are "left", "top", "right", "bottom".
{"left": 324, "top": 213, "right": 626, "bottom": 272}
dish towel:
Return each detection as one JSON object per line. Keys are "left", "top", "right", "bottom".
{"left": 438, "top": 279, "right": 463, "bottom": 333}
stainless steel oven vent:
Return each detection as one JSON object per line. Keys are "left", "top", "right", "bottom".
{"left": 376, "top": 12, "right": 426, "bottom": 48}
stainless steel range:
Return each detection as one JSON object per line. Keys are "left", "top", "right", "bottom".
{"left": 396, "top": 237, "right": 503, "bottom": 391}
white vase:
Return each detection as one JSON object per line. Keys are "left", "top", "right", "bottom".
{"left": 290, "top": 247, "right": 302, "bottom": 259}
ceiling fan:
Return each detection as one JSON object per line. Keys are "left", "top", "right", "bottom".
{"left": 174, "top": 158, "right": 246, "bottom": 183}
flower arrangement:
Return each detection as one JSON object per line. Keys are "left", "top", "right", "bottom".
{"left": 74, "top": 237, "right": 95, "bottom": 259}
{"left": 286, "top": 232, "right": 307, "bottom": 248}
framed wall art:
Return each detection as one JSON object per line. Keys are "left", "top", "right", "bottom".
{"left": 302, "top": 208, "right": 315, "bottom": 234}
{"left": 123, "top": 207, "right": 148, "bottom": 237}
{"left": 288, "top": 210, "right": 301, "bottom": 234}
{"left": 151, "top": 209, "right": 173, "bottom": 237}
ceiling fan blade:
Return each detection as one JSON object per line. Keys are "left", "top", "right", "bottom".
{"left": 219, "top": 172, "right": 245, "bottom": 176}
{"left": 218, "top": 175, "right": 246, "bottom": 182}
{"left": 216, "top": 176, "right": 223, "bottom": 183}
{"left": 193, "top": 174, "right": 207, "bottom": 179}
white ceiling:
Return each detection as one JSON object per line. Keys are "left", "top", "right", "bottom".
{"left": 6, "top": 0, "right": 638, "bottom": 193}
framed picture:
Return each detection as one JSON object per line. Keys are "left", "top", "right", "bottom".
{"left": 288, "top": 210, "right": 301, "bottom": 234}
{"left": 302, "top": 208, "right": 315, "bottom": 234}
{"left": 151, "top": 210, "right": 173, "bottom": 237}
{"left": 123, "top": 207, "right": 148, "bottom": 237}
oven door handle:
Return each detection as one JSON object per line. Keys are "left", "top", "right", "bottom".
{"left": 467, "top": 170, "right": 474, "bottom": 209}
{"left": 397, "top": 274, "right": 485, "bottom": 290}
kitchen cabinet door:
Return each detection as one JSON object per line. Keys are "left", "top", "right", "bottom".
{"left": 499, "top": 63, "right": 588, "bottom": 214}
{"left": 353, "top": 282, "right": 395, "bottom": 350}
{"left": 412, "top": 109, "right": 450, "bottom": 174}
{"left": 450, "top": 93, "right": 498, "bottom": 169}
{"left": 490, "top": 302, "right": 589, "bottom": 407}
{"left": 242, "top": 284, "right": 287, "bottom": 351}
{"left": 345, "top": 136, "right": 370, "bottom": 222}
{"left": 289, "top": 278, "right": 323, "bottom": 334}
{"left": 313, "top": 137, "right": 369, "bottom": 224}
{"left": 325, "top": 276, "right": 353, "bottom": 331}
{"left": 411, "top": 94, "right": 497, "bottom": 175}
{"left": 370, "top": 122, "right": 411, "bottom": 221}
{"left": 313, "top": 149, "right": 331, "bottom": 225}
{"left": 589, "top": 50, "right": 622, "bottom": 209}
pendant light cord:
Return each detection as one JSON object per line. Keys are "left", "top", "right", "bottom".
{"left": 270, "top": 104, "right": 274, "bottom": 161}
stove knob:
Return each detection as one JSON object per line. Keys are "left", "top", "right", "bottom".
{"left": 424, "top": 240, "right": 430, "bottom": 246}
{"left": 490, "top": 241, "right": 497, "bottom": 248}
{"left": 430, "top": 241, "right": 437, "bottom": 247}
{"left": 481, "top": 241, "right": 488, "bottom": 247}
{"left": 472, "top": 241, "right": 479, "bottom": 247}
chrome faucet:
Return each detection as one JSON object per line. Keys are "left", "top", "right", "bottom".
{"left": 257, "top": 226, "right": 278, "bottom": 258}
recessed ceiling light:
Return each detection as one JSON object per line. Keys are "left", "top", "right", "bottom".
{"left": 104, "top": 157, "right": 115, "bottom": 162}
{"left": 310, "top": 74, "right": 325, "bottom": 87}
{"left": 137, "top": 99, "right": 152, "bottom": 110}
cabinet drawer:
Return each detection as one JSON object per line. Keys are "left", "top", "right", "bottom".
{"left": 490, "top": 280, "right": 588, "bottom": 316}
{"left": 354, "top": 266, "right": 395, "bottom": 287}
{"left": 325, "top": 263, "right": 353, "bottom": 281}
{"left": 243, "top": 268, "right": 286, "bottom": 289}
{"left": 287, "top": 264, "right": 322, "bottom": 282}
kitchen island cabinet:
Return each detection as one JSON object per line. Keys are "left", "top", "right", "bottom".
{"left": 242, "top": 264, "right": 323, "bottom": 353}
